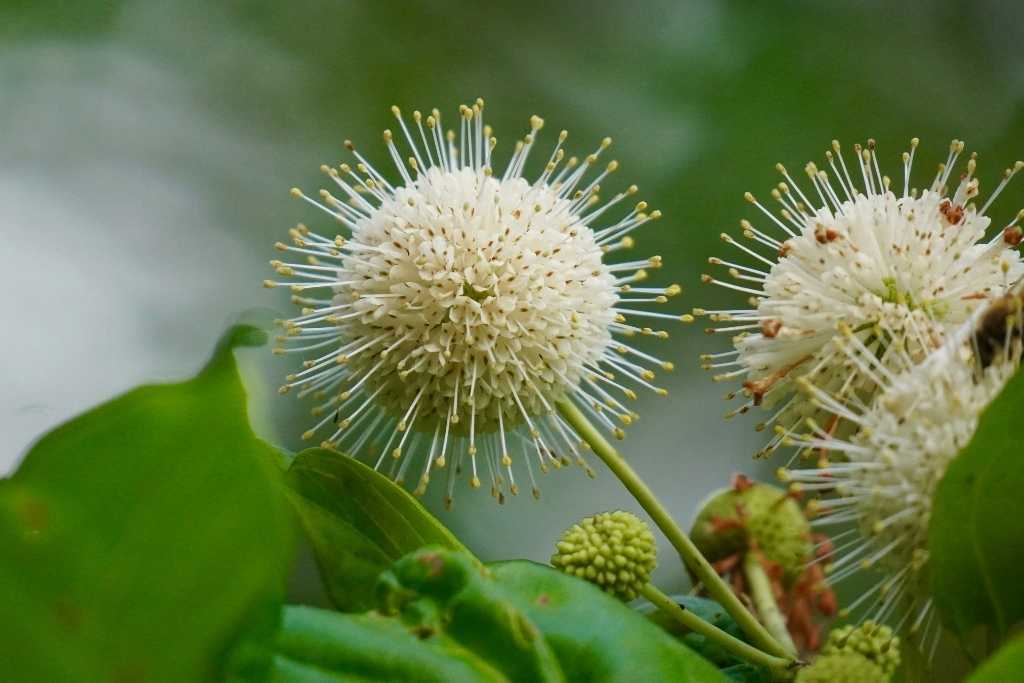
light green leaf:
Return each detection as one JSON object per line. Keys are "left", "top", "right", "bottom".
{"left": 285, "top": 447, "right": 471, "bottom": 611}
{"left": 266, "top": 605, "right": 509, "bottom": 683}
{"left": 966, "top": 635, "right": 1024, "bottom": 682}
{"left": 929, "top": 367, "right": 1024, "bottom": 645}
{"left": 0, "top": 326, "right": 293, "bottom": 683}
{"left": 487, "top": 560, "right": 729, "bottom": 681}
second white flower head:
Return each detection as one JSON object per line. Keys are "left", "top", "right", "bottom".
{"left": 700, "top": 139, "right": 1024, "bottom": 457}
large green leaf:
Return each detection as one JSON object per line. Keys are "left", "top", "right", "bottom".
{"left": 0, "top": 326, "right": 293, "bottom": 683}
{"left": 286, "top": 447, "right": 471, "bottom": 611}
{"left": 929, "top": 367, "right": 1024, "bottom": 645}
{"left": 257, "top": 548, "right": 724, "bottom": 682}
{"left": 486, "top": 560, "right": 728, "bottom": 681}
{"left": 966, "top": 635, "right": 1024, "bottom": 682}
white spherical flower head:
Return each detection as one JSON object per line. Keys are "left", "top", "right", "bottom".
{"left": 779, "top": 293, "right": 1024, "bottom": 656}
{"left": 698, "top": 139, "right": 1024, "bottom": 457}
{"left": 266, "top": 100, "right": 686, "bottom": 505}
{"left": 342, "top": 165, "right": 617, "bottom": 429}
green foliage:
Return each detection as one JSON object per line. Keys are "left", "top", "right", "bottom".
{"left": 259, "top": 547, "right": 726, "bottom": 682}
{"left": 285, "top": 447, "right": 472, "bottom": 612}
{"left": 266, "top": 605, "right": 510, "bottom": 683}
{"left": 720, "top": 663, "right": 773, "bottom": 683}
{"left": 0, "top": 326, "right": 293, "bottom": 683}
{"left": 643, "top": 595, "right": 771, "bottom": 681}
{"left": 646, "top": 595, "right": 747, "bottom": 665}
{"left": 929, "top": 367, "right": 1024, "bottom": 645}
{"left": 965, "top": 635, "right": 1024, "bottom": 682}
{"left": 485, "top": 559, "right": 726, "bottom": 681}
{"left": 891, "top": 639, "right": 929, "bottom": 683}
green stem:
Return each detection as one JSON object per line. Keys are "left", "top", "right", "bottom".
{"left": 640, "top": 584, "right": 797, "bottom": 680}
{"left": 743, "top": 553, "right": 798, "bottom": 657}
{"left": 555, "top": 398, "right": 793, "bottom": 660}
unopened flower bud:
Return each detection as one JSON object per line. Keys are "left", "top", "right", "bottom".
{"left": 795, "top": 652, "right": 888, "bottom": 683}
{"left": 822, "top": 621, "right": 900, "bottom": 677}
{"left": 551, "top": 511, "right": 656, "bottom": 601}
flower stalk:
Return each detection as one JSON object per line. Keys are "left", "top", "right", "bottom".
{"left": 640, "top": 584, "right": 797, "bottom": 680}
{"left": 555, "top": 397, "right": 794, "bottom": 660}
{"left": 743, "top": 552, "right": 799, "bottom": 656}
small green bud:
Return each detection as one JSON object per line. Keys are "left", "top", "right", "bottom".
{"left": 376, "top": 546, "right": 476, "bottom": 614}
{"left": 822, "top": 621, "right": 900, "bottom": 677}
{"left": 691, "top": 479, "right": 811, "bottom": 580}
{"left": 551, "top": 511, "right": 656, "bottom": 601}
{"left": 795, "top": 652, "right": 888, "bottom": 683}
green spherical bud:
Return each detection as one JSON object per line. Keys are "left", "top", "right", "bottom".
{"left": 795, "top": 652, "right": 888, "bottom": 683}
{"left": 822, "top": 621, "right": 900, "bottom": 677}
{"left": 376, "top": 546, "right": 476, "bottom": 614}
{"left": 551, "top": 511, "right": 656, "bottom": 602}
{"left": 690, "top": 480, "right": 811, "bottom": 580}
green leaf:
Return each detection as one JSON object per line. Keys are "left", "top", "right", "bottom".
{"left": 929, "top": 367, "right": 1024, "bottom": 644}
{"left": 266, "top": 605, "right": 509, "bottom": 683}
{"left": 643, "top": 594, "right": 765, "bottom": 676}
{"left": 486, "top": 560, "right": 729, "bottom": 681}
{"left": 0, "top": 325, "right": 293, "bottom": 683}
{"left": 719, "top": 663, "right": 772, "bottom": 683}
{"left": 255, "top": 548, "right": 725, "bottom": 682}
{"left": 966, "top": 635, "right": 1024, "bottom": 682}
{"left": 285, "top": 447, "right": 471, "bottom": 612}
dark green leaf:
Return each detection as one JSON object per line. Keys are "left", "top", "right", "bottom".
{"left": 720, "top": 663, "right": 773, "bottom": 683}
{"left": 929, "top": 367, "right": 1024, "bottom": 644}
{"left": 966, "top": 635, "right": 1024, "bottom": 682}
{"left": 644, "top": 594, "right": 759, "bottom": 672}
{"left": 0, "top": 326, "right": 293, "bottom": 683}
{"left": 286, "top": 447, "right": 471, "bottom": 611}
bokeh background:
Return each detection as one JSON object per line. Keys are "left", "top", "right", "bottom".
{"left": 3, "top": 0, "right": 1023, "bottom": 604}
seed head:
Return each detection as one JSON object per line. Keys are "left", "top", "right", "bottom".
{"left": 691, "top": 478, "right": 811, "bottom": 580}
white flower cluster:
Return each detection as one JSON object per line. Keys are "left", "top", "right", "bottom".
{"left": 700, "top": 137, "right": 1024, "bottom": 654}
{"left": 266, "top": 100, "right": 686, "bottom": 506}
{"left": 780, "top": 293, "right": 1022, "bottom": 656}
{"left": 699, "top": 139, "right": 1024, "bottom": 458}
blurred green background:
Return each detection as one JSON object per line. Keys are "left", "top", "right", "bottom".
{"left": 3, "top": 0, "right": 1022, "bottom": 604}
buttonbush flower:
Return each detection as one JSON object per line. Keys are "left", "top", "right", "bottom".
{"left": 698, "top": 139, "right": 1024, "bottom": 457}
{"left": 778, "top": 293, "right": 1023, "bottom": 655}
{"left": 266, "top": 100, "right": 686, "bottom": 505}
